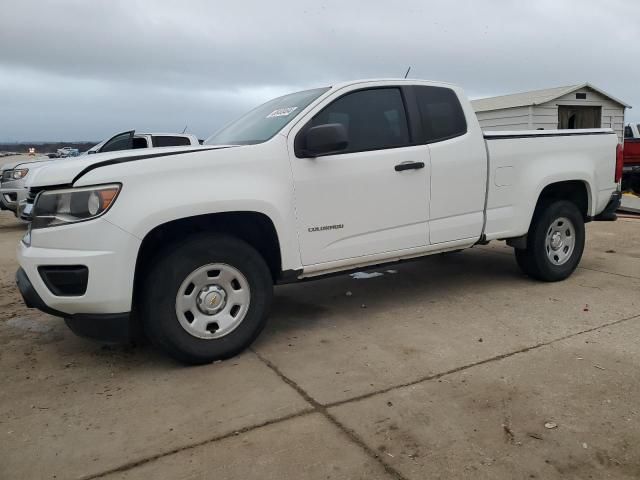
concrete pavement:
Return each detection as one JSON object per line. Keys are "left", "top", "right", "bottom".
{"left": 1, "top": 213, "right": 638, "bottom": 479}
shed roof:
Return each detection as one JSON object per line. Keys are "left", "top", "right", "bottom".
{"left": 472, "top": 83, "right": 631, "bottom": 112}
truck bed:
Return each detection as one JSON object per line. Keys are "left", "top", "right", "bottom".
{"left": 482, "top": 129, "right": 619, "bottom": 241}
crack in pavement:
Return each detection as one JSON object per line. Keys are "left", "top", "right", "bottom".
{"left": 82, "top": 312, "right": 640, "bottom": 479}
{"left": 79, "top": 406, "right": 315, "bottom": 480}
{"left": 251, "top": 349, "right": 412, "bottom": 480}
{"left": 575, "top": 266, "right": 640, "bottom": 280}
{"left": 324, "top": 312, "right": 640, "bottom": 410}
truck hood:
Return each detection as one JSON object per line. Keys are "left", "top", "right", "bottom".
{"left": 1, "top": 156, "right": 53, "bottom": 172}
{"left": 26, "top": 145, "right": 233, "bottom": 187}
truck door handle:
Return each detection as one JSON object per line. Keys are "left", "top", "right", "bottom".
{"left": 394, "top": 161, "right": 425, "bottom": 172}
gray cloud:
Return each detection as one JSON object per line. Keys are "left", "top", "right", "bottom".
{"left": 1, "top": 0, "right": 638, "bottom": 141}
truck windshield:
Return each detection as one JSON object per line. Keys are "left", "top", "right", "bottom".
{"left": 205, "top": 87, "right": 329, "bottom": 146}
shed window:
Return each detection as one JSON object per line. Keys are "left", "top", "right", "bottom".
{"left": 558, "top": 106, "right": 601, "bottom": 129}
{"left": 575, "top": 92, "right": 587, "bottom": 100}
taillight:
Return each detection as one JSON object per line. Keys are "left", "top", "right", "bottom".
{"left": 615, "top": 144, "right": 623, "bottom": 183}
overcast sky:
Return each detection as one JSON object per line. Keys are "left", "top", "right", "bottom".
{"left": 1, "top": 0, "right": 638, "bottom": 142}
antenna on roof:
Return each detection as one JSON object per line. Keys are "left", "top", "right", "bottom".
{"left": 404, "top": 66, "right": 411, "bottom": 79}
{"left": 181, "top": 125, "right": 188, "bottom": 134}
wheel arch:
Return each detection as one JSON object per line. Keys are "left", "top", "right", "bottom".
{"left": 533, "top": 179, "right": 592, "bottom": 222}
{"left": 132, "top": 211, "right": 283, "bottom": 311}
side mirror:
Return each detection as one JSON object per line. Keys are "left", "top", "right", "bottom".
{"left": 87, "top": 150, "right": 96, "bottom": 154}
{"left": 301, "top": 123, "right": 348, "bottom": 157}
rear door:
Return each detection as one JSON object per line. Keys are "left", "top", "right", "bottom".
{"left": 289, "top": 86, "right": 431, "bottom": 266}
{"left": 412, "top": 85, "right": 487, "bottom": 244}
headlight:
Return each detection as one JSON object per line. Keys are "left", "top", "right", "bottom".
{"left": 12, "top": 169, "right": 29, "bottom": 180}
{"left": 32, "top": 184, "right": 121, "bottom": 229}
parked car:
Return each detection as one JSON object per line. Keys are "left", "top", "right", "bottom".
{"left": 0, "top": 131, "right": 199, "bottom": 219}
{"left": 623, "top": 123, "right": 640, "bottom": 192}
{"left": 56, "top": 147, "right": 80, "bottom": 158}
{"left": 85, "top": 131, "right": 200, "bottom": 154}
{"left": 16, "top": 79, "right": 622, "bottom": 364}
{"left": 0, "top": 157, "right": 52, "bottom": 215}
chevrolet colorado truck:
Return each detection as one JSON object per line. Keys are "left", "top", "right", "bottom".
{"left": 15, "top": 79, "right": 623, "bottom": 364}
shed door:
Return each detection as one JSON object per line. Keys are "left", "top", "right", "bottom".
{"left": 558, "top": 106, "right": 601, "bottom": 129}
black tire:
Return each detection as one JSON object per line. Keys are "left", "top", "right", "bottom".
{"left": 515, "top": 200, "right": 585, "bottom": 282}
{"left": 630, "top": 174, "right": 640, "bottom": 195}
{"left": 621, "top": 176, "right": 629, "bottom": 192}
{"left": 141, "top": 233, "right": 273, "bottom": 364}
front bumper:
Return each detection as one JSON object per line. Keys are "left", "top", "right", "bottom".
{"left": 593, "top": 191, "right": 622, "bottom": 221}
{"left": 0, "top": 188, "right": 21, "bottom": 212}
{"left": 0, "top": 179, "right": 27, "bottom": 212}
{"left": 17, "top": 217, "right": 141, "bottom": 314}
{"left": 16, "top": 267, "right": 133, "bottom": 343}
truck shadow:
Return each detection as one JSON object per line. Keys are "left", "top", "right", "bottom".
{"left": 261, "top": 248, "right": 524, "bottom": 340}
{"left": 5, "top": 248, "right": 527, "bottom": 368}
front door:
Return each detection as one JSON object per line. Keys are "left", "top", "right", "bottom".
{"left": 289, "top": 87, "right": 431, "bottom": 266}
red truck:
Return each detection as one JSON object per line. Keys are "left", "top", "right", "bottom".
{"left": 623, "top": 123, "right": 640, "bottom": 192}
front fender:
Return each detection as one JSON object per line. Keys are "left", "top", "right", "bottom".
{"left": 75, "top": 139, "right": 302, "bottom": 271}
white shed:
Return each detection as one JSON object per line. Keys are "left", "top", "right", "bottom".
{"left": 472, "top": 83, "right": 630, "bottom": 143}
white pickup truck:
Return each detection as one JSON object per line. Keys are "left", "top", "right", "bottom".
{"left": 16, "top": 79, "right": 622, "bottom": 364}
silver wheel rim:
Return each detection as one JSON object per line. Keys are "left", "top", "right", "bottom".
{"left": 544, "top": 216, "right": 575, "bottom": 266}
{"left": 175, "top": 263, "right": 250, "bottom": 339}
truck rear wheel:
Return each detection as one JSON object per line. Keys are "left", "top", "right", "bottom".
{"left": 514, "top": 200, "right": 585, "bottom": 282}
{"left": 141, "top": 234, "right": 273, "bottom": 364}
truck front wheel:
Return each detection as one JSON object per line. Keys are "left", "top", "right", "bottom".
{"left": 141, "top": 234, "right": 273, "bottom": 364}
{"left": 514, "top": 200, "right": 585, "bottom": 282}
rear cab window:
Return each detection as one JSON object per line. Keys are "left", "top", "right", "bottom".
{"left": 625, "top": 126, "right": 633, "bottom": 139}
{"left": 414, "top": 86, "right": 467, "bottom": 143}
